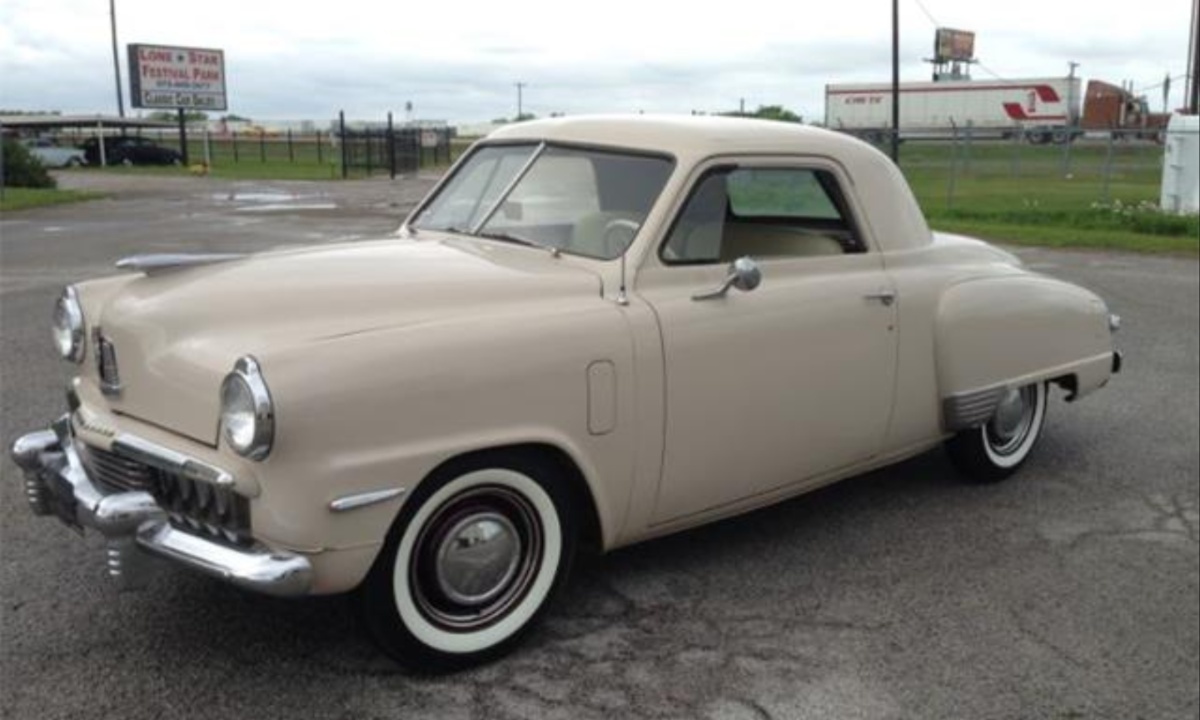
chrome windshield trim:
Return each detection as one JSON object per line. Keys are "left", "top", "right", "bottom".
{"left": 470, "top": 141, "right": 547, "bottom": 234}
{"left": 329, "top": 487, "right": 406, "bottom": 513}
{"left": 115, "top": 253, "right": 245, "bottom": 275}
{"left": 111, "top": 433, "right": 239, "bottom": 490}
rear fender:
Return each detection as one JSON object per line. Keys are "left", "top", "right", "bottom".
{"left": 935, "top": 275, "right": 1114, "bottom": 431}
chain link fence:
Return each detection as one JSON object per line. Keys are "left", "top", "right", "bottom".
{"left": 848, "top": 127, "right": 1197, "bottom": 214}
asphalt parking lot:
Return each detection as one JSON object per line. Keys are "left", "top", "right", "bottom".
{"left": 1, "top": 172, "right": 1197, "bottom": 720}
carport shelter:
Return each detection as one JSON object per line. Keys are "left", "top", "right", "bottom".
{"left": 1, "top": 114, "right": 174, "bottom": 166}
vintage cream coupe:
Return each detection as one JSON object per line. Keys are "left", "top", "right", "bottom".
{"left": 11, "top": 116, "right": 1121, "bottom": 670}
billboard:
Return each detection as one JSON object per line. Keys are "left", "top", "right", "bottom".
{"left": 128, "top": 44, "right": 227, "bottom": 111}
{"left": 934, "top": 28, "right": 975, "bottom": 63}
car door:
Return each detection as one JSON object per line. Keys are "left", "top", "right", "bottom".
{"left": 637, "top": 159, "right": 899, "bottom": 524}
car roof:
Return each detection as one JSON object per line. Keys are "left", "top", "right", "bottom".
{"left": 484, "top": 114, "right": 878, "bottom": 162}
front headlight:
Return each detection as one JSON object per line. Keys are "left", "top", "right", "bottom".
{"left": 220, "top": 356, "right": 274, "bottom": 460}
{"left": 52, "top": 286, "right": 86, "bottom": 363}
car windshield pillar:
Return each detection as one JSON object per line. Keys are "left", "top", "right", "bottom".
{"left": 470, "top": 143, "right": 546, "bottom": 234}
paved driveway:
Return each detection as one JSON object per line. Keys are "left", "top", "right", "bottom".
{"left": 2, "top": 173, "right": 1197, "bottom": 720}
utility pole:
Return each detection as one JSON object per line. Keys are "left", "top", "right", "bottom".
{"left": 890, "top": 0, "right": 900, "bottom": 162}
{"left": 1188, "top": 0, "right": 1199, "bottom": 113}
{"left": 1067, "top": 61, "right": 1080, "bottom": 127}
{"left": 110, "top": 0, "right": 125, "bottom": 117}
{"left": 515, "top": 82, "right": 527, "bottom": 120}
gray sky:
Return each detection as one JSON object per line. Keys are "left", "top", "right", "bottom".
{"left": 1, "top": 0, "right": 1193, "bottom": 123}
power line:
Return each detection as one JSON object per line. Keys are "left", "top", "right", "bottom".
{"left": 910, "top": 0, "right": 939, "bottom": 27}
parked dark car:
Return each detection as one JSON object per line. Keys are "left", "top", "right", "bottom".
{"left": 80, "top": 137, "right": 183, "bottom": 166}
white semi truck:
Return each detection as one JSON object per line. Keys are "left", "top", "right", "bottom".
{"left": 825, "top": 77, "right": 1083, "bottom": 143}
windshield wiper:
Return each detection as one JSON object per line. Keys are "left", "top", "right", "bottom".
{"left": 476, "top": 230, "right": 543, "bottom": 250}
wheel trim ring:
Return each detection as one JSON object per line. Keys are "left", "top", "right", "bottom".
{"left": 986, "top": 386, "right": 1036, "bottom": 456}
{"left": 409, "top": 486, "right": 544, "bottom": 633}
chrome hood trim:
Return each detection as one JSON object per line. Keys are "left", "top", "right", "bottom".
{"left": 115, "top": 253, "right": 247, "bottom": 275}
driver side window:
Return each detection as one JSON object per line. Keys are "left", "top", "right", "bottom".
{"left": 661, "top": 166, "right": 865, "bottom": 264}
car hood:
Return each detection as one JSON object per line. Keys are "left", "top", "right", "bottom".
{"left": 96, "top": 236, "right": 603, "bottom": 445}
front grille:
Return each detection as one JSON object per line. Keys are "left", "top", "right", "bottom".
{"left": 79, "top": 443, "right": 251, "bottom": 546}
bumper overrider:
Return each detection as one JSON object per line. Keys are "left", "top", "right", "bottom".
{"left": 10, "top": 415, "right": 311, "bottom": 597}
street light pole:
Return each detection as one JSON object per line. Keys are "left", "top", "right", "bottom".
{"left": 110, "top": 0, "right": 125, "bottom": 118}
{"left": 515, "top": 82, "right": 527, "bottom": 120}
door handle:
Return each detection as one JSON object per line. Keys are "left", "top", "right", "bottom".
{"left": 864, "top": 290, "right": 897, "bottom": 306}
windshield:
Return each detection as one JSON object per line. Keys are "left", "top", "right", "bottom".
{"left": 412, "top": 143, "right": 674, "bottom": 260}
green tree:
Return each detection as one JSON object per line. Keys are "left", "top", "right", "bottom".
{"left": 147, "top": 110, "right": 209, "bottom": 123}
{"left": 2, "top": 137, "right": 56, "bottom": 189}
{"left": 752, "top": 105, "right": 803, "bottom": 123}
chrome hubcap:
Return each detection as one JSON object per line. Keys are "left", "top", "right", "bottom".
{"left": 435, "top": 512, "right": 522, "bottom": 606}
{"left": 987, "top": 386, "right": 1036, "bottom": 455}
{"left": 410, "top": 485, "right": 543, "bottom": 631}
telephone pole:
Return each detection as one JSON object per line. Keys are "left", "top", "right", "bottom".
{"left": 515, "top": 82, "right": 527, "bottom": 120}
{"left": 110, "top": 0, "right": 125, "bottom": 117}
{"left": 890, "top": 0, "right": 900, "bottom": 162}
{"left": 1188, "top": 0, "right": 1198, "bottom": 113}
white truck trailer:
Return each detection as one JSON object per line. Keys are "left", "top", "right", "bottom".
{"left": 825, "top": 77, "right": 1083, "bottom": 142}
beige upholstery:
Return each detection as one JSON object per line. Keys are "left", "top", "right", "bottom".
{"left": 719, "top": 224, "right": 844, "bottom": 262}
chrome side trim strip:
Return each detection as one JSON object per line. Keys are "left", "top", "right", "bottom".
{"left": 329, "top": 487, "right": 406, "bottom": 513}
{"left": 943, "top": 385, "right": 1008, "bottom": 431}
{"left": 115, "top": 253, "right": 245, "bottom": 275}
{"left": 111, "top": 433, "right": 238, "bottom": 489}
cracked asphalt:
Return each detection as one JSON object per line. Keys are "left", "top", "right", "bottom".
{"left": 2, "top": 172, "right": 1197, "bottom": 720}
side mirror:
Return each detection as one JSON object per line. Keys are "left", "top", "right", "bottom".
{"left": 692, "top": 256, "right": 762, "bottom": 301}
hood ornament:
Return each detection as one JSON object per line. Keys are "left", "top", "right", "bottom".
{"left": 115, "top": 253, "right": 245, "bottom": 276}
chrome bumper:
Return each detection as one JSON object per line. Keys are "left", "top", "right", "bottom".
{"left": 10, "top": 416, "right": 312, "bottom": 597}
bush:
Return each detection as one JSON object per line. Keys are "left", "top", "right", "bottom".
{"left": 2, "top": 137, "right": 56, "bottom": 189}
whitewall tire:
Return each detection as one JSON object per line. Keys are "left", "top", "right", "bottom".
{"left": 947, "top": 382, "right": 1048, "bottom": 482}
{"left": 358, "top": 452, "right": 577, "bottom": 672}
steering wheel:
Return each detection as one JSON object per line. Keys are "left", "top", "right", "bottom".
{"left": 601, "top": 218, "right": 642, "bottom": 258}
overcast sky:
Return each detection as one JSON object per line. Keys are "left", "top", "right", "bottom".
{"left": 1, "top": 0, "right": 1194, "bottom": 124}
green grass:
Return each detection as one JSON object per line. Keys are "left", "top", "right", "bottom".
{"left": 0, "top": 187, "right": 104, "bottom": 212}
{"left": 895, "top": 140, "right": 1198, "bottom": 254}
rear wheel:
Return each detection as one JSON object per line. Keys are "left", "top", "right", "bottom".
{"left": 358, "top": 452, "right": 577, "bottom": 672}
{"left": 946, "top": 382, "right": 1048, "bottom": 482}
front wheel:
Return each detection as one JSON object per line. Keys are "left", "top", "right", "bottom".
{"left": 946, "top": 382, "right": 1048, "bottom": 482}
{"left": 357, "top": 452, "right": 576, "bottom": 672}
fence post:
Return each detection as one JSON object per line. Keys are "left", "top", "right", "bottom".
{"left": 316, "top": 131, "right": 323, "bottom": 164}
{"left": 339, "top": 111, "right": 348, "bottom": 180}
{"left": 365, "top": 129, "right": 373, "bottom": 175}
{"left": 232, "top": 131, "right": 239, "bottom": 163}
{"left": 1102, "top": 129, "right": 1116, "bottom": 202}
{"left": 259, "top": 131, "right": 267, "bottom": 163}
{"left": 1010, "top": 128, "right": 1022, "bottom": 178}
{"left": 1060, "top": 125, "right": 1073, "bottom": 176}
{"left": 387, "top": 112, "right": 396, "bottom": 180}
{"left": 287, "top": 129, "right": 294, "bottom": 163}
{"left": 963, "top": 121, "right": 973, "bottom": 175}
{"left": 947, "top": 121, "right": 959, "bottom": 212}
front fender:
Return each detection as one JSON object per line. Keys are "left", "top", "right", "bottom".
{"left": 935, "top": 274, "right": 1114, "bottom": 430}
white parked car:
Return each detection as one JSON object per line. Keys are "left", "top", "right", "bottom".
{"left": 11, "top": 116, "right": 1121, "bottom": 671}
{"left": 21, "top": 137, "right": 87, "bottom": 168}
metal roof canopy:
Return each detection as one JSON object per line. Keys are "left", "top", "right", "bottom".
{"left": 0, "top": 114, "right": 173, "bottom": 130}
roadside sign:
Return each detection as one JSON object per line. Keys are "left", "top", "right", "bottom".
{"left": 128, "top": 44, "right": 227, "bottom": 111}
